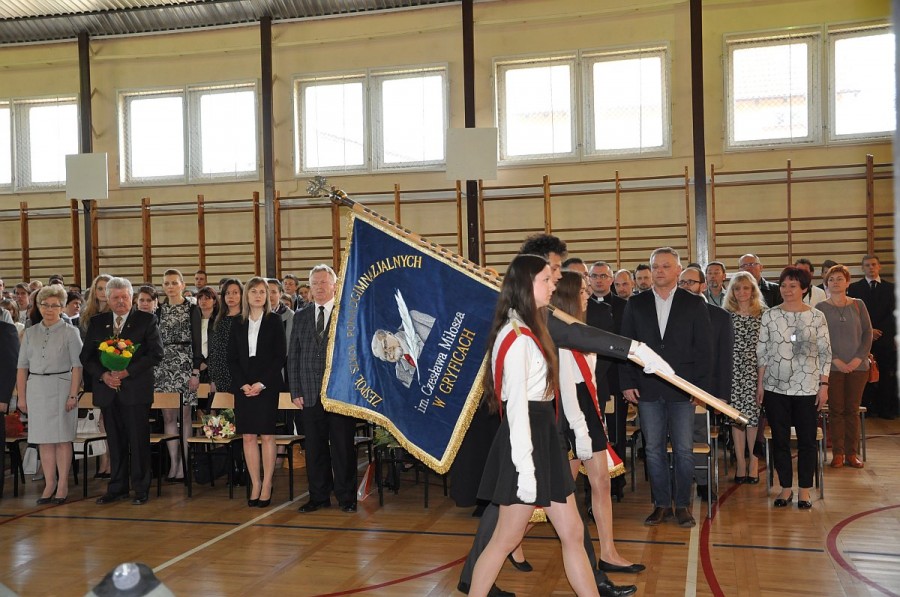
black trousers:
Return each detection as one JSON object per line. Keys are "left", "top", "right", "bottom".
{"left": 103, "top": 400, "right": 152, "bottom": 496}
{"left": 763, "top": 391, "right": 817, "bottom": 489}
{"left": 868, "top": 342, "right": 898, "bottom": 418}
{"left": 459, "top": 502, "right": 609, "bottom": 587}
{"left": 0, "top": 412, "right": 6, "bottom": 498}
{"left": 301, "top": 402, "right": 357, "bottom": 506}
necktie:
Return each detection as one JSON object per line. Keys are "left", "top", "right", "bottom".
{"left": 870, "top": 280, "right": 877, "bottom": 291}
{"left": 316, "top": 305, "right": 325, "bottom": 337}
{"left": 114, "top": 315, "right": 123, "bottom": 336}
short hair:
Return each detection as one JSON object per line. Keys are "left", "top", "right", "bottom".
{"left": 299, "top": 282, "right": 310, "bottom": 290}
{"left": 14, "top": 282, "right": 29, "bottom": 293}
{"left": 309, "top": 264, "right": 337, "bottom": 283}
{"left": 137, "top": 285, "right": 158, "bottom": 300}
{"left": 794, "top": 258, "right": 813, "bottom": 269}
{"left": 163, "top": 269, "right": 183, "bottom": 281}
{"left": 614, "top": 268, "right": 634, "bottom": 280}
{"left": 0, "top": 299, "right": 19, "bottom": 320}
{"left": 267, "top": 278, "right": 284, "bottom": 293}
{"left": 634, "top": 263, "right": 651, "bottom": 274}
{"left": 683, "top": 266, "right": 705, "bottom": 284}
{"left": 824, "top": 264, "right": 851, "bottom": 283}
{"left": 706, "top": 261, "right": 726, "bottom": 274}
{"left": 687, "top": 262, "right": 702, "bottom": 270}
{"left": 371, "top": 329, "right": 392, "bottom": 361}
{"left": 283, "top": 273, "right": 300, "bottom": 284}
{"left": 590, "top": 260, "right": 611, "bottom": 270}
{"left": 66, "top": 291, "right": 83, "bottom": 305}
{"left": 561, "top": 257, "right": 585, "bottom": 269}
{"left": 778, "top": 266, "right": 811, "bottom": 290}
{"left": 861, "top": 254, "right": 880, "bottom": 264}
{"left": 650, "top": 247, "right": 681, "bottom": 264}
{"left": 195, "top": 269, "right": 207, "bottom": 275}
{"left": 820, "top": 259, "right": 837, "bottom": 272}
{"left": 48, "top": 274, "right": 64, "bottom": 285}
{"left": 37, "top": 284, "right": 66, "bottom": 305}
{"left": 106, "top": 277, "right": 134, "bottom": 296}
{"left": 519, "top": 233, "right": 567, "bottom": 259}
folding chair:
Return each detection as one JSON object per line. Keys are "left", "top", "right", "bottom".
{"left": 149, "top": 392, "right": 182, "bottom": 497}
{"left": 763, "top": 425, "right": 825, "bottom": 499}
{"left": 186, "top": 392, "right": 242, "bottom": 498}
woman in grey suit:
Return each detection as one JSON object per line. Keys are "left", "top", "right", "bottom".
{"left": 16, "top": 285, "right": 83, "bottom": 504}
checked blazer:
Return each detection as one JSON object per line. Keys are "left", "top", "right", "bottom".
{"left": 288, "top": 302, "right": 332, "bottom": 407}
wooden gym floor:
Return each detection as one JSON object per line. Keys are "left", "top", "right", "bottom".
{"left": 2, "top": 419, "right": 899, "bottom": 597}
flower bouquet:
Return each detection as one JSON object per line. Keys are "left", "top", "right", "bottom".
{"left": 98, "top": 336, "right": 139, "bottom": 372}
{"left": 202, "top": 409, "right": 236, "bottom": 441}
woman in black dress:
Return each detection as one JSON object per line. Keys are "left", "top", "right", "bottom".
{"left": 227, "top": 277, "right": 286, "bottom": 508}
{"left": 208, "top": 279, "right": 242, "bottom": 397}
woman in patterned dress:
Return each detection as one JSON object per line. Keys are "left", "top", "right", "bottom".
{"left": 757, "top": 267, "right": 831, "bottom": 509}
{"left": 208, "top": 278, "right": 243, "bottom": 397}
{"left": 723, "top": 271, "right": 767, "bottom": 484}
{"left": 154, "top": 269, "right": 201, "bottom": 482}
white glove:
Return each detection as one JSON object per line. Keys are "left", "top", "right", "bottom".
{"left": 634, "top": 342, "right": 675, "bottom": 377}
{"left": 517, "top": 469, "right": 537, "bottom": 503}
{"left": 575, "top": 432, "right": 593, "bottom": 461}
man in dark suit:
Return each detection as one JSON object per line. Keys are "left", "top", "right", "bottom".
{"left": 679, "top": 267, "right": 733, "bottom": 502}
{"left": 80, "top": 277, "right": 163, "bottom": 505}
{"left": 739, "top": 253, "right": 781, "bottom": 307}
{"left": 0, "top": 311, "right": 20, "bottom": 499}
{"left": 288, "top": 264, "right": 358, "bottom": 513}
{"left": 848, "top": 255, "right": 897, "bottom": 419}
{"left": 621, "top": 248, "right": 713, "bottom": 528}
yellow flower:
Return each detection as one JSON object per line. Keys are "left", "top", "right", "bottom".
{"left": 122, "top": 351, "right": 132, "bottom": 358}
{"left": 99, "top": 342, "right": 108, "bottom": 350}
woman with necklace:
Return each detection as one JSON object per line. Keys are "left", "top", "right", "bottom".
{"left": 227, "top": 277, "right": 285, "bottom": 508}
{"left": 723, "top": 271, "right": 767, "bottom": 484}
{"left": 816, "top": 264, "right": 872, "bottom": 469}
{"left": 757, "top": 267, "right": 831, "bottom": 510}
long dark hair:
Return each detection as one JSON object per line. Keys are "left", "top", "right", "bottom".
{"left": 482, "top": 254, "right": 558, "bottom": 412}
{"left": 550, "top": 271, "right": 586, "bottom": 322}
{"left": 215, "top": 278, "right": 243, "bottom": 327}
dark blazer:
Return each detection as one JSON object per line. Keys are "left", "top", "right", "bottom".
{"left": 586, "top": 293, "right": 627, "bottom": 398}
{"left": 619, "top": 287, "right": 713, "bottom": 401}
{"left": 848, "top": 278, "right": 896, "bottom": 350}
{"left": 759, "top": 278, "right": 782, "bottom": 308}
{"left": 227, "top": 312, "right": 287, "bottom": 393}
{"left": 287, "top": 303, "right": 331, "bottom": 407}
{"left": 0, "top": 320, "right": 19, "bottom": 408}
{"left": 80, "top": 309, "right": 164, "bottom": 407}
{"left": 707, "top": 303, "right": 734, "bottom": 401}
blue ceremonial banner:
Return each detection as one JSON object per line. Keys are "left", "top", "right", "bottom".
{"left": 322, "top": 213, "right": 499, "bottom": 473}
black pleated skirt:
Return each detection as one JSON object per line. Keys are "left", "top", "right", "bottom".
{"left": 477, "top": 400, "right": 575, "bottom": 507}
{"left": 564, "top": 382, "right": 608, "bottom": 454}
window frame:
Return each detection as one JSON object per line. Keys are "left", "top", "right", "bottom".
{"left": 6, "top": 95, "right": 80, "bottom": 192}
{"left": 724, "top": 30, "right": 821, "bottom": 150}
{"left": 118, "top": 80, "right": 260, "bottom": 187}
{"left": 827, "top": 23, "right": 894, "bottom": 143}
{"left": 581, "top": 44, "right": 671, "bottom": 158}
{"left": 0, "top": 100, "right": 11, "bottom": 192}
{"left": 494, "top": 53, "right": 578, "bottom": 165}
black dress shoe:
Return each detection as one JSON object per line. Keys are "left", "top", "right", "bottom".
{"left": 256, "top": 499, "right": 271, "bottom": 508}
{"left": 734, "top": 476, "right": 747, "bottom": 484}
{"left": 340, "top": 502, "right": 358, "bottom": 513}
{"left": 96, "top": 493, "right": 126, "bottom": 505}
{"left": 797, "top": 499, "right": 813, "bottom": 509}
{"left": 598, "top": 560, "right": 646, "bottom": 574}
{"left": 456, "top": 581, "right": 515, "bottom": 596}
{"left": 132, "top": 494, "right": 149, "bottom": 505}
{"left": 248, "top": 499, "right": 259, "bottom": 507}
{"left": 674, "top": 507, "right": 696, "bottom": 528}
{"left": 506, "top": 552, "right": 533, "bottom": 572}
{"left": 773, "top": 491, "right": 793, "bottom": 508}
{"left": 644, "top": 506, "right": 673, "bottom": 526}
{"left": 297, "top": 499, "right": 331, "bottom": 513}
{"left": 51, "top": 496, "right": 68, "bottom": 505}
{"left": 597, "top": 578, "right": 638, "bottom": 597}
{"left": 36, "top": 496, "right": 53, "bottom": 505}
{"left": 745, "top": 476, "right": 760, "bottom": 484}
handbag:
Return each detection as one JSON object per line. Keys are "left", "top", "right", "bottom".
{"left": 868, "top": 354, "right": 880, "bottom": 384}
{"left": 75, "top": 408, "right": 107, "bottom": 457}
{"left": 5, "top": 410, "right": 25, "bottom": 438}
{"left": 22, "top": 445, "right": 39, "bottom": 475}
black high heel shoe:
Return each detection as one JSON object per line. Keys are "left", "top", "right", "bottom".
{"left": 797, "top": 492, "right": 813, "bottom": 509}
{"left": 248, "top": 498, "right": 259, "bottom": 507}
{"left": 506, "top": 553, "right": 533, "bottom": 572}
{"left": 773, "top": 491, "right": 794, "bottom": 508}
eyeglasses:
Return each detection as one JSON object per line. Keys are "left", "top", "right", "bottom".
{"left": 589, "top": 274, "right": 612, "bottom": 280}
{"left": 677, "top": 280, "right": 701, "bottom": 288}
{"left": 38, "top": 302, "right": 63, "bottom": 309}
{"left": 739, "top": 262, "right": 761, "bottom": 269}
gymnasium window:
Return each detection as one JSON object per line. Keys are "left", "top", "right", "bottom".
{"left": 496, "top": 56, "right": 576, "bottom": 161}
{"left": 584, "top": 47, "right": 669, "bottom": 156}
{"left": 119, "top": 82, "right": 258, "bottom": 185}
{"left": 829, "top": 25, "right": 895, "bottom": 141}
{"left": 295, "top": 66, "right": 447, "bottom": 175}
{"left": 0, "top": 96, "right": 78, "bottom": 192}
{"left": 726, "top": 32, "right": 820, "bottom": 148}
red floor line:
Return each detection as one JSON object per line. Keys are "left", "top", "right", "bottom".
{"left": 312, "top": 555, "right": 467, "bottom": 596}
{"left": 825, "top": 504, "right": 900, "bottom": 597}
{"left": 0, "top": 493, "right": 91, "bottom": 526}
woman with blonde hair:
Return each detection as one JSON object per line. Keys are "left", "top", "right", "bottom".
{"left": 79, "top": 274, "right": 112, "bottom": 334}
{"left": 16, "top": 285, "right": 83, "bottom": 504}
{"left": 723, "top": 271, "right": 767, "bottom": 483}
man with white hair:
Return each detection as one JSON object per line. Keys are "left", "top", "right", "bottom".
{"left": 371, "top": 294, "right": 435, "bottom": 388}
